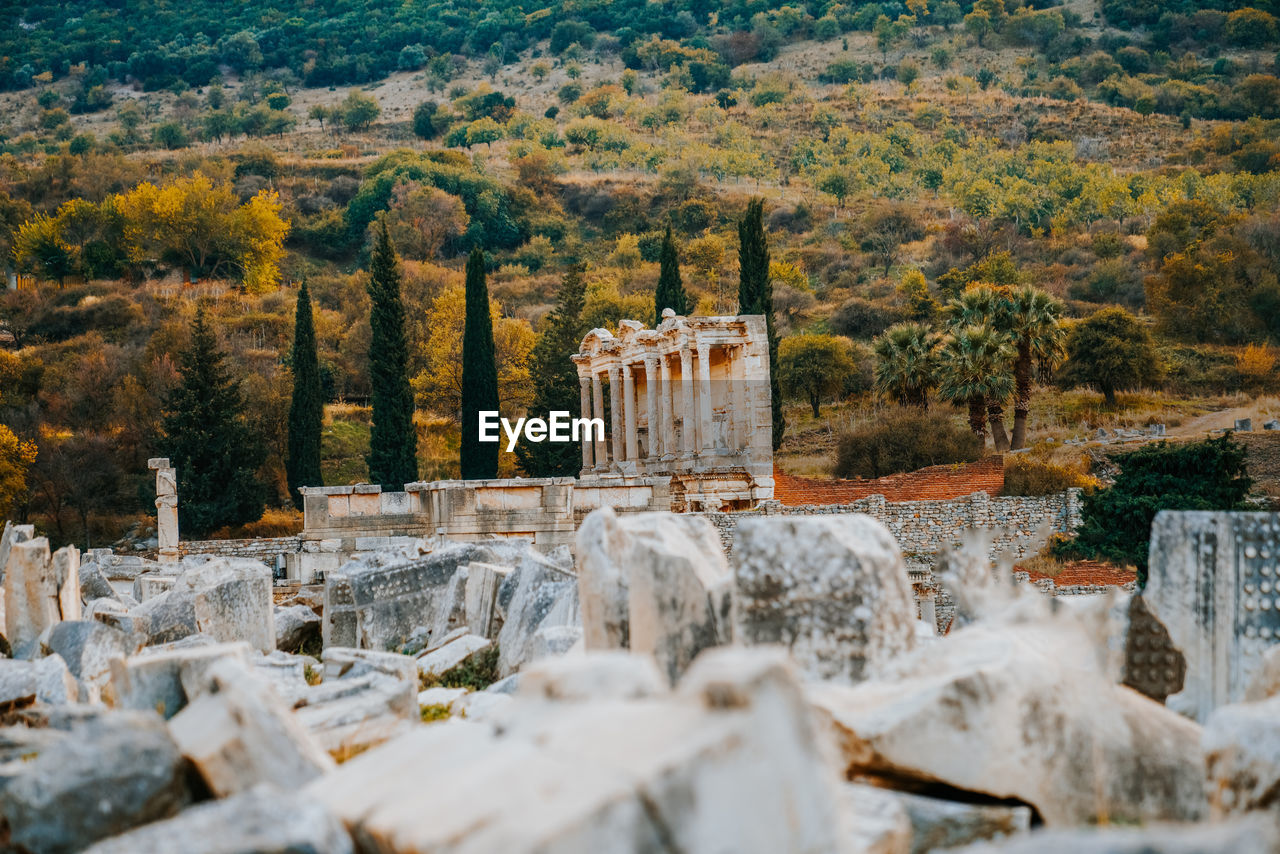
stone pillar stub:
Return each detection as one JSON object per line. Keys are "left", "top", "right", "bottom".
{"left": 150, "top": 459, "right": 179, "bottom": 563}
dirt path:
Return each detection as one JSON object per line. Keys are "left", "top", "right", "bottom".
{"left": 1167, "top": 401, "right": 1280, "bottom": 439}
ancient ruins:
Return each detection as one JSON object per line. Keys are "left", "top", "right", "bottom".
{"left": 1, "top": 313, "right": 1278, "bottom": 853}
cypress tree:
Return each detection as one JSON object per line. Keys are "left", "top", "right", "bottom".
{"left": 461, "top": 246, "right": 500, "bottom": 480}
{"left": 737, "top": 198, "right": 785, "bottom": 450}
{"left": 286, "top": 278, "right": 324, "bottom": 508}
{"left": 654, "top": 225, "right": 688, "bottom": 324}
{"left": 366, "top": 220, "right": 418, "bottom": 489}
{"left": 517, "top": 263, "right": 588, "bottom": 477}
{"left": 161, "top": 307, "right": 265, "bottom": 538}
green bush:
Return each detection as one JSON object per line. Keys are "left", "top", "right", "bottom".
{"left": 1054, "top": 434, "right": 1252, "bottom": 582}
{"left": 833, "top": 407, "right": 982, "bottom": 479}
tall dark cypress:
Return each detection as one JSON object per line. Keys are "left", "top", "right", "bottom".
{"left": 517, "top": 263, "right": 588, "bottom": 477}
{"left": 161, "top": 307, "right": 265, "bottom": 538}
{"left": 653, "top": 225, "right": 688, "bottom": 324}
{"left": 737, "top": 198, "right": 785, "bottom": 450}
{"left": 366, "top": 220, "right": 418, "bottom": 489}
{"left": 460, "top": 246, "right": 500, "bottom": 480}
{"left": 286, "top": 278, "right": 324, "bottom": 508}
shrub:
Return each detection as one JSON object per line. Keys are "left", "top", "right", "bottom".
{"left": 1054, "top": 434, "right": 1252, "bottom": 582}
{"left": 1003, "top": 447, "right": 1097, "bottom": 496}
{"left": 830, "top": 297, "right": 903, "bottom": 339}
{"left": 833, "top": 407, "right": 982, "bottom": 479}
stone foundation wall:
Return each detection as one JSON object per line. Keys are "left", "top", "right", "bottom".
{"left": 699, "top": 489, "right": 1082, "bottom": 563}
{"left": 177, "top": 536, "right": 301, "bottom": 565}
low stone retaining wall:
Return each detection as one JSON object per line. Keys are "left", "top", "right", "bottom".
{"left": 177, "top": 535, "right": 301, "bottom": 567}
{"left": 700, "top": 488, "right": 1082, "bottom": 563}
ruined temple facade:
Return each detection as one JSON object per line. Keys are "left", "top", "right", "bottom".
{"left": 572, "top": 312, "right": 774, "bottom": 512}
{"left": 282, "top": 314, "right": 776, "bottom": 580}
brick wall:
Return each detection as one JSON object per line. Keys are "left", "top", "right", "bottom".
{"left": 772, "top": 457, "right": 1005, "bottom": 506}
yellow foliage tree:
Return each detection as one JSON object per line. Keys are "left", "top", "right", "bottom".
{"left": 0, "top": 425, "right": 37, "bottom": 520}
{"left": 114, "top": 172, "right": 288, "bottom": 292}
{"left": 412, "top": 284, "right": 534, "bottom": 416}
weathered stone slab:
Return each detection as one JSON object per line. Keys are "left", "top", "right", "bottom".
{"left": 0, "top": 711, "right": 192, "bottom": 854}
{"left": 496, "top": 550, "right": 580, "bottom": 677}
{"left": 837, "top": 784, "right": 911, "bottom": 854}
{"left": 275, "top": 603, "right": 321, "bottom": 653}
{"left": 733, "top": 515, "right": 917, "bottom": 684}
{"left": 578, "top": 508, "right": 732, "bottom": 684}
{"left": 175, "top": 558, "right": 275, "bottom": 653}
{"left": 322, "top": 647, "right": 417, "bottom": 683}
{"left": 948, "top": 818, "right": 1279, "bottom": 853}
{"left": 82, "top": 785, "right": 354, "bottom": 854}
{"left": 110, "top": 640, "right": 251, "bottom": 719}
{"left": 889, "top": 788, "right": 1031, "bottom": 852}
{"left": 1146, "top": 511, "right": 1280, "bottom": 721}
{"left": 808, "top": 610, "right": 1207, "bottom": 826}
{"left": 417, "top": 634, "right": 491, "bottom": 681}
{"left": 418, "top": 686, "right": 468, "bottom": 709}
{"left": 311, "top": 649, "right": 844, "bottom": 854}
{"left": 1246, "top": 644, "right": 1280, "bottom": 701}
{"left": 133, "top": 571, "right": 177, "bottom": 602}
{"left": 0, "top": 655, "right": 78, "bottom": 709}
{"left": 1203, "top": 693, "right": 1280, "bottom": 821}
{"left": 78, "top": 559, "right": 118, "bottom": 603}
{"left": 516, "top": 651, "right": 666, "bottom": 703}
{"left": 464, "top": 561, "right": 511, "bottom": 638}
{"left": 126, "top": 588, "right": 198, "bottom": 647}
{"left": 169, "top": 659, "right": 334, "bottom": 796}
{"left": 294, "top": 671, "right": 417, "bottom": 759}
{"left": 42, "top": 620, "right": 132, "bottom": 703}
{"left": 4, "top": 538, "right": 80, "bottom": 657}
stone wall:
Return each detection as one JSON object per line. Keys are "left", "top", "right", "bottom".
{"left": 176, "top": 536, "right": 300, "bottom": 567}
{"left": 700, "top": 489, "right": 1082, "bottom": 564}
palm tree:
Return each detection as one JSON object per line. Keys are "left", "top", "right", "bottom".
{"left": 874, "top": 322, "right": 940, "bottom": 408}
{"left": 937, "top": 324, "right": 1014, "bottom": 450}
{"left": 1006, "top": 285, "right": 1063, "bottom": 449}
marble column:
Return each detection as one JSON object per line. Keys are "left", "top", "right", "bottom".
{"left": 623, "top": 363, "right": 639, "bottom": 462}
{"left": 659, "top": 354, "right": 676, "bottom": 457}
{"left": 608, "top": 365, "right": 623, "bottom": 464}
{"left": 644, "top": 355, "right": 660, "bottom": 460}
{"left": 697, "top": 339, "right": 714, "bottom": 454}
{"left": 591, "top": 371, "right": 607, "bottom": 468}
{"left": 679, "top": 347, "right": 694, "bottom": 456}
{"left": 731, "top": 345, "right": 746, "bottom": 452}
{"left": 580, "top": 376, "right": 594, "bottom": 469}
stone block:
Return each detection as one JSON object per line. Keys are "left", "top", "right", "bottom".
{"left": 417, "top": 633, "right": 492, "bottom": 681}
{"left": 836, "top": 784, "right": 911, "bottom": 854}
{"left": 577, "top": 508, "right": 731, "bottom": 684}
{"left": 175, "top": 558, "right": 275, "bottom": 653}
{"left": 1203, "top": 693, "right": 1280, "bottom": 821}
{"left": 0, "top": 711, "right": 192, "bottom": 854}
{"left": 4, "top": 539, "right": 80, "bottom": 657}
{"left": 946, "top": 819, "right": 1278, "bottom": 854}
{"left": 295, "top": 671, "right": 417, "bottom": 759}
{"left": 322, "top": 647, "right": 417, "bottom": 683}
{"left": 110, "top": 641, "right": 251, "bottom": 719}
{"left": 0, "top": 655, "right": 79, "bottom": 709}
{"left": 496, "top": 550, "right": 580, "bottom": 677}
{"left": 733, "top": 515, "right": 917, "bottom": 684}
{"left": 82, "top": 785, "right": 354, "bottom": 854}
{"left": 42, "top": 620, "right": 132, "bottom": 703}
{"left": 126, "top": 588, "right": 198, "bottom": 647}
{"left": 310, "top": 647, "right": 844, "bottom": 854}
{"left": 464, "top": 561, "right": 511, "bottom": 638}
{"left": 275, "top": 603, "right": 321, "bottom": 653}
{"left": 78, "top": 560, "right": 118, "bottom": 603}
{"left": 1146, "top": 512, "right": 1280, "bottom": 721}
{"left": 169, "top": 659, "right": 334, "bottom": 796}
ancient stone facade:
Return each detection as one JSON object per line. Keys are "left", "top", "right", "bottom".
{"left": 572, "top": 313, "right": 774, "bottom": 511}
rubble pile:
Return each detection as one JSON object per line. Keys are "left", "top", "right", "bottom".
{"left": 0, "top": 511, "right": 1277, "bottom": 853}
